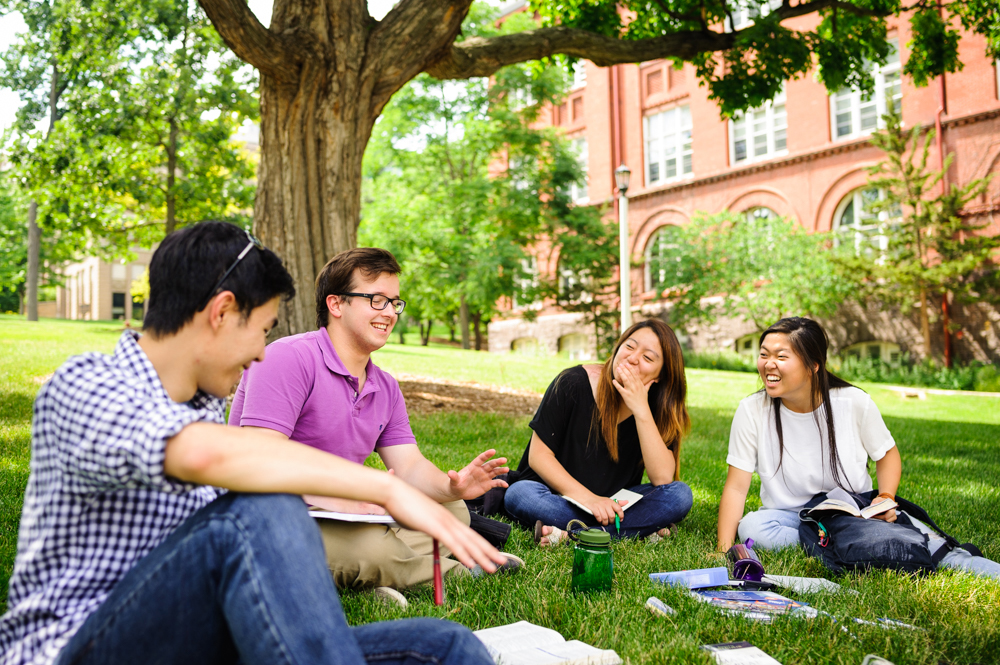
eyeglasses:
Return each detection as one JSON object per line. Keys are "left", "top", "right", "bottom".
{"left": 201, "top": 229, "right": 265, "bottom": 310}
{"left": 337, "top": 292, "right": 406, "bottom": 315}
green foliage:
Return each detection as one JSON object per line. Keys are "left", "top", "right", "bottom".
{"left": 0, "top": 0, "right": 258, "bottom": 261}
{"left": 682, "top": 349, "right": 758, "bottom": 374}
{"left": 831, "top": 354, "right": 1000, "bottom": 392}
{"left": 361, "top": 3, "right": 612, "bottom": 350}
{"left": 837, "top": 103, "right": 1000, "bottom": 358}
{"left": 530, "top": 0, "right": 997, "bottom": 117}
{"left": 662, "top": 212, "right": 851, "bottom": 331}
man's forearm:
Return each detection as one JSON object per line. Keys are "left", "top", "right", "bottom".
{"left": 397, "top": 457, "right": 456, "bottom": 502}
{"left": 167, "top": 422, "right": 395, "bottom": 503}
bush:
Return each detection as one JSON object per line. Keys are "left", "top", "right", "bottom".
{"left": 685, "top": 348, "right": 1000, "bottom": 393}
{"left": 829, "top": 354, "right": 1000, "bottom": 392}
{"left": 683, "top": 350, "right": 757, "bottom": 373}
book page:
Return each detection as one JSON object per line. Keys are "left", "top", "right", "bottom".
{"left": 307, "top": 510, "right": 397, "bottom": 525}
{"left": 860, "top": 498, "right": 897, "bottom": 519}
{"left": 762, "top": 575, "right": 848, "bottom": 594}
{"left": 475, "top": 621, "right": 567, "bottom": 654}
{"left": 806, "top": 499, "right": 861, "bottom": 518}
{"left": 562, "top": 490, "right": 643, "bottom": 514}
{"left": 494, "top": 642, "right": 621, "bottom": 665}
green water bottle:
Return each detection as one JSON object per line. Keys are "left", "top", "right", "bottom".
{"left": 571, "top": 528, "right": 613, "bottom": 593}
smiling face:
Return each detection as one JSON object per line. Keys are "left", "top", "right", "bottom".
{"left": 612, "top": 326, "right": 665, "bottom": 386}
{"left": 757, "top": 332, "right": 817, "bottom": 412}
{"left": 332, "top": 270, "right": 399, "bottom": 355}
{"left": 198, "top": 296, "right": 280, "bottom": 398}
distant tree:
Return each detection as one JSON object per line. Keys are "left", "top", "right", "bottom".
{"left": 663, "top": 212, "right": 850, "bottom": 332}
{"left": 360, "top": 12, "right": 608, "bottom": 350}
{"left": 196, "top": 0, "right": 1000, "bottom": 337}
{"left": 839, "top": 103, "right": 999, "bottom": 360}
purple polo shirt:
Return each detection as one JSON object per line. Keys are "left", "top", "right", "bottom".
{"left": 228, "top": 328, "right": 415, "bottom": 463}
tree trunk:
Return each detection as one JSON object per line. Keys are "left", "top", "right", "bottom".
{"left": 459, "top": 296, "right": 470, "bottom": 349}
{"left": 421, "top": 319, "right": 432, "bottom": 346}
{"left": 255, "top": 67, "right": 378, "bottom": 338}
{"left": 472, "top": 310, "right": 482, "bottom": 351}
{"left": 919, "top": 285, "right": 932, "bottom": 360}
{"left": 25, "top": 63, "right": 60, "bottom": 322}
{"left": 25, "top": 202, "right": 40, "bottom": 321}
{"left": 165, "top": 118, "right": 179, "bottom": 235}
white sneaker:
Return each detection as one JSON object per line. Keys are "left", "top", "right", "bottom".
{"left": 373, "top": 586, "right": 408, "bottom": 608}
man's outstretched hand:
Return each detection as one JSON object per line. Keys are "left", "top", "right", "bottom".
{"left": 447, "top": 449, "right": 509, "bottom": 500}
{"left": 383, "top": 476, "right": 507, "bottom": 573}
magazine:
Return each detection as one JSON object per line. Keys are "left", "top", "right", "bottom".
{"left": 691, "top": 590, "right": 818, "bottom": 622}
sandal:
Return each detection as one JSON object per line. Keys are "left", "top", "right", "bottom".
{"left": 533, "top": 520, "right": 567, "bottom": 547}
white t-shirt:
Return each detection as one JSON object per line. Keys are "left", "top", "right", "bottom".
{"left": 727, "top": 387, "right": 896, "bottom": 510}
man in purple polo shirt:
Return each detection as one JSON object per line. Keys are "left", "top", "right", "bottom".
{"left": 229, "top": 247, "right": 520, "bottom": 595}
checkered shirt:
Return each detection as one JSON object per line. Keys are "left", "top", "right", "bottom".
{"left": 0, "top": 331, "right": 225, "bottom": 665}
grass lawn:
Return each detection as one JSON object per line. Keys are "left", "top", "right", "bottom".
{"left": 2, "top": 315, "right": 999, "bottom": 663}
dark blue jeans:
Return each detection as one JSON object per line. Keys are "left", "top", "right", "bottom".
{"left": 54, "top": 493, "right": 493, "bottom": 665}
{"left": 504, "top": 480, "right": 693, "bottom": 539}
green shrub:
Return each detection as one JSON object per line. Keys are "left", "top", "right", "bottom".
{"left": 683, "top": 350, "right": 757, "bottom": 373}
{"left": 829, "top": 354, "right": 1000, "bottom": 392}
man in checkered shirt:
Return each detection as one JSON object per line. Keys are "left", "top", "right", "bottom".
{"left": 0, "top": 222, "right": 504, "bottom": 665}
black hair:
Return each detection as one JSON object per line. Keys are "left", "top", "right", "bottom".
{"left": 143, "top": 221, "right": 295, "bottom": 337}
{"left": 758, "top": 317, "right": 856, "bottom": 491}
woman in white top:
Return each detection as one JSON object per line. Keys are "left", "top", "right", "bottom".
{"left": 716, "top": 317, "right": 1000, "bottom": 579}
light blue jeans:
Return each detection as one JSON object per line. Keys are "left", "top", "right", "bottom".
{"left": 738, "top": 508, "right": 1000, "bottom": 580}
{"left": 55, "top": 493, "right": 494, "bottom": 665}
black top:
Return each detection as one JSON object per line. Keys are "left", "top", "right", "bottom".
{"left": 514, "top": 365, "right": 656, "bottom": 497}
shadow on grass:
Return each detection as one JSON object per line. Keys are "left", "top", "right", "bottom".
{"left": 0, "top": 388, "right": 35, "bottom": 426}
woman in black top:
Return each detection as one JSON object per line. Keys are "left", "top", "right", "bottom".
{"left": 504, "top": 319, "right": 694, "bottom": 545}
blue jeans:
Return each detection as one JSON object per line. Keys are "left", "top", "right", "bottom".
{"left": 504, "top": 480, "right": 693, "bottom": 539}
{"left": 739, "top": 507, "right": 1000, "bottom": 580}
{"left": 54, "top": 493, "right": 493, "bottom": 665}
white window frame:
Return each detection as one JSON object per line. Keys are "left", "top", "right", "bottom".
{"left": 644, "top": 224, "right": 684, "bottom": 293}
{"left": 568, "top": 136, "right": 589, "bottom": 204}
{"left": 513, "top": 255, "right": 541, "bottom": 310}
{"left": 832, "top": 187, "right": 900, "bottom": 256}
{"left": 830, "top": 39, "right": 902, "bottom": 141}
{"left": 726, "top": 0, "right": 782, "bottom": 31}
{"left": 644, "top": 105, "right": 693, "bottom": 186}
{"left": 729, "top": 87, "right": 787, "bottom": 165}
{"left": 570, "top": 60, "right": 587, "bottom": 90}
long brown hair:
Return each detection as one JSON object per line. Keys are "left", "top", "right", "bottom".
{"left": 590, "top": 319, "right": 690, "bottom": 480}
{"left": 759, "top": 317, "right": 855, "bottom": 490}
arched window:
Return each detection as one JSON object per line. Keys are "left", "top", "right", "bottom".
{"left": 558, "top": 333, "right": 592, "bottom": 360}
{"left": 511, "top": 337, "right": 541, "bottom": 355}
{"left": 833, "top": 187, "right": 900, "bottom": 255}
{"left": 744, "top": 207, "right": 777, "bottom": 222}
{"left": 645, "top": 225, "right": 685, "bottom": 293}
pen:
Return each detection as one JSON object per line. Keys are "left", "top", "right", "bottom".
{"left": 432, "top": 539, "right": 444, "bottom": 605}
{"left": 613, "top": 499, "right": 621, "bottom": 532}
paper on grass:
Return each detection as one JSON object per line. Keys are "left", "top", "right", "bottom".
{"left": 702, "top": 641, "right": 782, "bottom": 665}
{"left": 474, "top": 621, "right": 622, "bottom": 665}
{"left": 560, "top": 489, "right": 644, "bottom": 516}
{"left": 761, "top": 575, "right": 856, "bottom": 595}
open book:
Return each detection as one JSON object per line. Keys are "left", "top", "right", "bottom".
{"left": 307, "top": 507, "right": 397, "bottom": 526}
{"left": 474, "top": 621, "right": 622, "bottom": 665}
{"left": 804, "top": 487, "right": 896, "bottom": 520}
{"left": 561, "top": 489, "right": 643, "bottom": 516}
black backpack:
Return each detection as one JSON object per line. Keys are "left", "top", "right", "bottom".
{"left": 797, "top": 490, "right": 979, "bottom": 575}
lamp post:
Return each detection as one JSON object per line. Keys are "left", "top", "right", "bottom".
{"left": 615, "top": 163, "right": 632, "bottom": 332}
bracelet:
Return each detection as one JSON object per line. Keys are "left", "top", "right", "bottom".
{"left": 876, "top": 491, "right": 896, "bottom": 501}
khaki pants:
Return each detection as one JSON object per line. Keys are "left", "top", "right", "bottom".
{"left": 318, "top": 500, "right": 472, "bottom": 590}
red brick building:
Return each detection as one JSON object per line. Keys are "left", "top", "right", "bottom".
{"left": 488, "top": 3, "right": 1000, "bottom": 364}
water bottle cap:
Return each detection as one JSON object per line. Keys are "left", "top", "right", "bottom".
{"left": 576, "top": 528, "right": 611, "bottom": 546}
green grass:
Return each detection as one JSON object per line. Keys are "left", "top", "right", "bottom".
{"left": 2, "top": 315, "right": 1000, "bottom": 663}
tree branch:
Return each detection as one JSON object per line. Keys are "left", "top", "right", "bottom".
{"left": 425, "top": 26, "right": 734, "bottom": 80}
{"left": 196, "top": 0, "right": 300, "bottom": 82}
{"left": 773, "top": 0, "right": 889, "bottom": 21}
